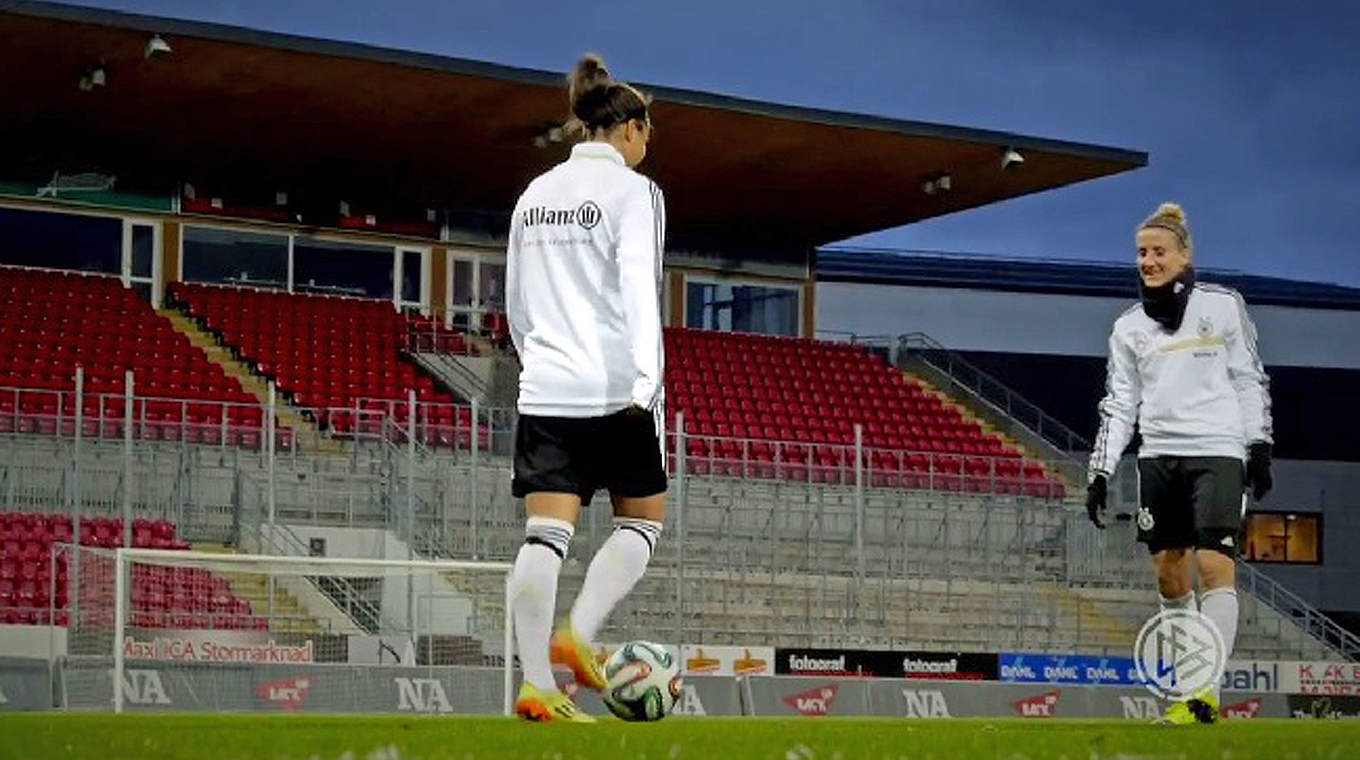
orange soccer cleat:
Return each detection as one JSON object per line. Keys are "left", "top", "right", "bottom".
{"left": 514, "top": 682, "right": 595, "bottom": 723}
{"left": 550, "top": 623, "right": 608, "bottom": 690}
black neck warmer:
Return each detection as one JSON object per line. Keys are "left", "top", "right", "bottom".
{"left": 1140, "top": 266, "right": 1196, "bottom": 331}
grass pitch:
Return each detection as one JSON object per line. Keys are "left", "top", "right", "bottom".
{"left": 2, "top": 714, "right": 1359, "bottom": 760}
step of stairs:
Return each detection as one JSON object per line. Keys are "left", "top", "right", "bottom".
{"left": 903, "top": 370, "right": 1080, "bottom": 496}
{"left": 192, "top": 543, "right": 326, "bottom": 634}
{"left": 160, "top": 308, "right": 343, "bottom": 455}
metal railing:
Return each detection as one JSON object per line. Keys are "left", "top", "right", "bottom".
{"left": 404, "top": 327, "right": 479, "bottom": 357}
{"left": 673, "top": 429, "right": 1067, "bottom": 498}
{"left": 896, "top": 332, "right": 1093, "bottom": 455}
{"left": 817, "top": 331, "right": 1092, "bottom": 458}
{"left": 4, "top": 386, "right": 1354, "bottom": 661}
{"left": 1238, "top": 560, "right": 1360, "bottom": 660}
{"left": 246, "top": 522, "right": 385, "bottom": 634}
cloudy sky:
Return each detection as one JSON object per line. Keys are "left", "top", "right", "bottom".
{"left": 61, "top": 0, "right": 1360, "bottom": 286}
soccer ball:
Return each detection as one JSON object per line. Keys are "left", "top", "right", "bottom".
{"left": 600, "top": 641, "right": 682, "bottom": 721}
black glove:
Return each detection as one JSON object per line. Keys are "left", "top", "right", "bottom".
{"left": 1086, "top": 474, "right": 1108, "bottom": 529}
{"left": 1246, "top": 442, "right": 1273, "bottom": 501}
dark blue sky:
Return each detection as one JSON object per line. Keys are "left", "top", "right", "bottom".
{"left": 64, "top": 0, "right": 1360, "bottom": 286}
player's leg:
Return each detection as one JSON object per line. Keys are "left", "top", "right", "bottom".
{"left": 1187, "top": 457, "right": 1249, "bottom": 722}
{"left": 568, "top": 492, "right": 665, "bottom": 641}
{"left": 1138, "top": 458, "right": 1202, "bottom": 725}
{"left": 507, "top": 416, "right": 595, "bottom": 721}
{"left": 511, "top": 492, "right": 579, "bottom": 691}
{"left": 1154, "top": 548, "right": 1195, "bottom": 610}
{"left": 1152, "top": 547, "right": 1199, "bottom": 725}
{"left": 1197, "top": 551, "right": 1236, "bottom": 655}
{"left": 1139, "top": 458, "right": 1197, "bottom": 611}
{"left": 511, "top": 492, "right": 596, "bottom": 722}
{"left": 556, "top": 406, "right": 667, "bottom": 688}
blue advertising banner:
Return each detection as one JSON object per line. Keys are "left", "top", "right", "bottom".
{"left": 1000, "top": 653, "right": 1144, "bottom": 686}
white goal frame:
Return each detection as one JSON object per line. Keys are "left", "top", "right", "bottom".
{"left": 109, "top": 547, "right": 514, "bottom": 714}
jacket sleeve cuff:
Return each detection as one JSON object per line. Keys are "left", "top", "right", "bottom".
{"left": 630, "top": 379, "right": 658, "bottom": 409}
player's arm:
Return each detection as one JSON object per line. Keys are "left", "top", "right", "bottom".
{"left": 504, "top": 202, "right": 527, "bottom": 357}
{"left": 1090, "top": 327, "right": 1141, "bottom": 480}
{"left": 616, "top": 181, "right": 665, "bottom": 411}
{"left": 1225, "top": 292, "right": 1273, "bottom": 497}
{"left": 1225, "top": 293, "right": 1272, "bottom": 446}
{"left": 1087, "top": 325, "right": 1140, "bottom": 527}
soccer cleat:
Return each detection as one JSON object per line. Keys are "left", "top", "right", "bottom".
{"left": 514, "top": 682, "right": 595, "bottom": 723}
{"left": 1156, "top": 700, "right": 1199, "bottom": 726}
{"left": 1187, "top": 688, "right": 1219, "bottom": 724}
{"left": 550, "top": 623, "right": 608, "bottom": 690}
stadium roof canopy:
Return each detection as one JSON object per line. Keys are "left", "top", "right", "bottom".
{"left": 0, "top": 1, "right": 1146, "bottom": 252}
{"left": 817, "top": 247, "right": 1360, "bottom": 311}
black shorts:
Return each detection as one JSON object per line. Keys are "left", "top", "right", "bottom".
{"left": 511, "top": 407, "right": 667, "bottom": 504}
{"left": 1136, "top": 456, "right": 1246, "bottom": 556}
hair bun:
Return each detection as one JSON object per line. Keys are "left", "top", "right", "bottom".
{"left": 569, "top": 54, "right": 612, "bottom": 102}
{"left": 1153, "top": 202, "right": 1186, "bottom": 225}
{"left": 564, "top": 53, "right": 650, "bottom": 139}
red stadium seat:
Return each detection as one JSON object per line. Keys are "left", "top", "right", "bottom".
{"left": 661, "top": 327, "right": 1066, "bottom": 497}
{"left": 0, "top": 267, "right": 257, "bottom": 447}
{"left": 170, "top": 282, "right": 481, "bottom": 447}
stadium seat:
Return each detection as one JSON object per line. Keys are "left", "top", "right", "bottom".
{"left": 662, "top": 327, "right": 1064, "bottom": 496}
{"left": 0, "top": 509, "right": 253, "bottom": 632}
{"left": 168, "top": 282, "right": 487, "bottom": 450}
{"left": 0, "top": 267, "right": 260, "bottom": 447}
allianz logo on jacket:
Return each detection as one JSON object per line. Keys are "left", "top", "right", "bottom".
{"left": 521, "top": 201, "right": 602, "bottom": 230}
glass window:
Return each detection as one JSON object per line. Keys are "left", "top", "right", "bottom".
{"left": 0, "top": 206, "right": 121, "bottom": 274}
{"left": 182, "top": 226, "right": 288, "bottom": 288}
{"left": 130, "top": 224, "right": 154, "bottom": 278}
{"left": 293, "top": 238, "right": 394, "bottom": 299}
{"left": 686, "top": 281, "right": 800, "bottom": 337}
{"left": 401, "top": 249, "right": 423, "bottom": 304}
{"left": 451, "top": 258, "right": 475, "bottom": 308}
{"left": 1245, "top": 512, "right": 1321, "bottom": 564}
{"left": 478, "top": 261, "right": 506, "bottom": 311}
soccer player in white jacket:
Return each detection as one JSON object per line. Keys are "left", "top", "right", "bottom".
{"left": 1087, "top": 202, "right": 1273, "bottom": 725}
{"left": 503, "top": 54, "right": 666, "bottom": 723}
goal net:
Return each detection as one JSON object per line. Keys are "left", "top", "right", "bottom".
{"left": 56, "top": 545, "right": 513, "bottom": 714}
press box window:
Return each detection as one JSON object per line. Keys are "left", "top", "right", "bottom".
{"left": 182, "top": 226, "right": 288, "bottom": 289}
{"left": 1245, "top": 512, "right": 1321, "bottom": 564}
{"left": 685, "top": 280, "right": 801, "bottom": 337}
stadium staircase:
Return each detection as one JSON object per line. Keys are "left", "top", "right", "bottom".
{"left": 191, "top": 543, "right": 331, "bottom": 634}
{"left": 895, "top": 370, "right": 1078, "bottom": 493}
{"left": 159, "top": 309, "right": 334, "bottom": 454}
{"left": 891, "top": 332, "right": 1090, "bottom": 486}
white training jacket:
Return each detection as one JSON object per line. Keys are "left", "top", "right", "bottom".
{"left": 506, "top": 142, "right": 665, "bottom": 418}
{"left": 1089, "top": 283, "right": 1272, "bottom": 479}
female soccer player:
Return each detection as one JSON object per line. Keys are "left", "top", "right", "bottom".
{"left": 504, "top": 54, "right": 666, "bottom": 723}
{"left": 1087, "top": 202, "right": 1273, "bottom": 725}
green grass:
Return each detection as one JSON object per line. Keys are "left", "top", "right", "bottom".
{"left": 2, "top": 715, "right": 1360, "bottom": 760}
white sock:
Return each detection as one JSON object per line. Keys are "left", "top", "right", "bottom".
{"left": 569, "top": 517, "right": 662, "bottom": 642}
{"left": 1201, "top": 586, "right": 1239, "bottom": 698}
{"left": 1158, "top": 591, "right": 1196, "bottom": 698}
{"left": 509, "top": 516, "right": 573, "bottom": 691}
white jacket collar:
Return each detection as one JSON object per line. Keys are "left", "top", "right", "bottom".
{"left": 571, "top": 141, "right": 626, "bottom": 165}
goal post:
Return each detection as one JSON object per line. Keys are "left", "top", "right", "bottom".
{"left": 60, "top": 545, "right": 514, "bottom": 715}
